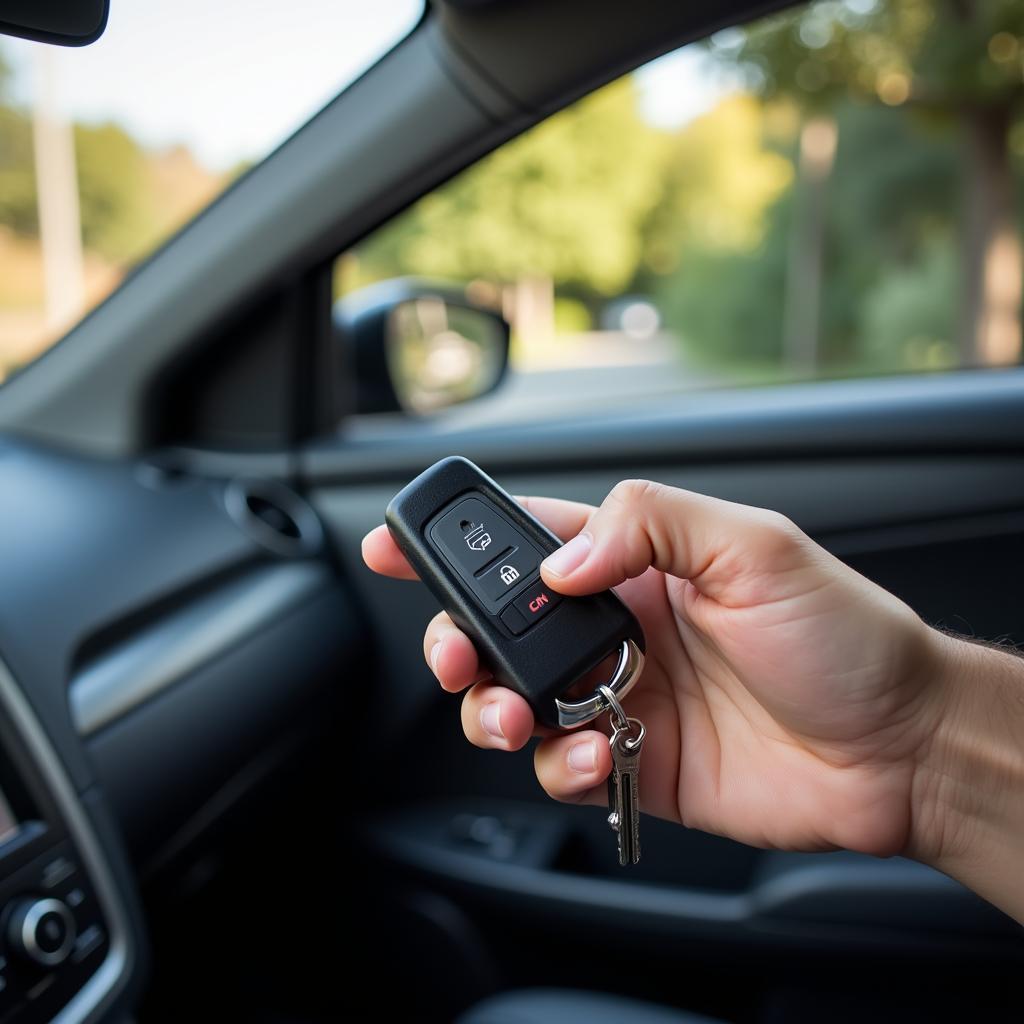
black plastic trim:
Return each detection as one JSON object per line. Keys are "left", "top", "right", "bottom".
{"left": 302, "top": 369, "right": 1024, "bottom": 485}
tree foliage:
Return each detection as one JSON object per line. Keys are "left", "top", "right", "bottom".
{"left": 722, "top": 0, "right": 1024, "bottom": 111}
{"left": 351, "top": 78, "right": 670, "bottom": 296}
{"left": 0, "top": 49, "right": 11, "bottom": 100}
{"left": 713, "top": 0, "right": 1024, "bottom": 366}
{"left": 0, "top": 106, "right": 36, "bottom": 235}
{"left": 641, "top": 94, "right": 793, "bottom": 276}
{"left": 73, "top": 121, "right": 156, "bottom": 260}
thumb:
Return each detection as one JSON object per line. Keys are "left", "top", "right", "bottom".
{"left": 538, "top": 479, "right": 805, "bottom": 600}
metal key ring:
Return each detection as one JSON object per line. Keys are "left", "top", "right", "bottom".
{"left": 597, "top": 683, "right": 629, "bottom": 730}
{"left": 614, "top": 716, "right": 646, "bottom": 753}
{"left": 599, "top": 684, "right": 646, "bottom": 752}
{"left": 554, "top": 638, "right": 644, "bottom": 729}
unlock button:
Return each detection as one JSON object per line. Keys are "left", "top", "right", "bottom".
{"left": 477, "top": 548, "right": 539, "bottom": 602}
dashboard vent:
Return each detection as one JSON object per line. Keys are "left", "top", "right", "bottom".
{"left": 223, "top": 478, "right": 324, "bottom": 557}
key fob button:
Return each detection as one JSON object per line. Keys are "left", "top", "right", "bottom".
{"left": 476, "top": 549, "right": 540, "bottom": 602}
{"left": 499, "top": 603, "right": 528, "bottom": 636}
{"left": 511, "top": 583, "right": 561, "bottom": 626}
{"left": 430, "top": 498, "right": 522, "bottom": 575}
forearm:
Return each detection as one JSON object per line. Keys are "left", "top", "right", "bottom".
{"left": 910, "top": 630, "right": 1024, "bottom": 923}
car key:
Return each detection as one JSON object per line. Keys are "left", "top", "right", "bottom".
{"left": 601, "top": 684, "right": 644, "bottom": 865}
{"left": 386, "top": 456, "right": 649, "bottom": 863}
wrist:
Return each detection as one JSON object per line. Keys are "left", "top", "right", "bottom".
{"left": 907, "top": 628, "right": 1024, "bottom": 921}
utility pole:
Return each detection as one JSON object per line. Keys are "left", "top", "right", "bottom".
{"left": 32, "top": 45, "right": 85, "bottom": 332}
{"left": 782, "top": 115, "right": 837, "bottom": 376}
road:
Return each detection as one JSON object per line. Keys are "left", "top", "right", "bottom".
{"left": 438, "top": 330, "right": 724, "bottom": 431}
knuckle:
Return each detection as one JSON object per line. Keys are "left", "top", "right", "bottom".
{"left": 608, "top": 478, "right": 662, "bottom": 511}
{"left": 751, "top": 508, "right": 804, "bottom": 555}
{"left": 765, "top": 508, "right": 800, "bottom": 538}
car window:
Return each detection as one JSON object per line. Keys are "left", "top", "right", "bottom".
{"left": 0, "top": 0, "right": 423, "bottom": 385}
{"left": 336, "top": 0, "right": 1024, "bottom": 426}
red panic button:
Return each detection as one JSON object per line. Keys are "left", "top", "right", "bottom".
{"left": 512, "top": 582, "right": 561, "bottom": 626}
{"left": 499, "top": 579, "right": 563, "bottom": 635}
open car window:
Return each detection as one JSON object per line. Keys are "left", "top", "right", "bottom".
{"left": 337, "top": 0, "right": 1024, "bottom": 427}
{"left": 0, "top": 0, "right": 423, "bottom": 385}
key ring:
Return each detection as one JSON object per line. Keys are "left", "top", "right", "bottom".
{"left": 554, "top": 638, "right": 644, "bottom": 729}
{"left": 597, "top": 682, "right": 629, "bottom": 730}
{"left": 599, "top": 683, "right": 646, "bottom": 752}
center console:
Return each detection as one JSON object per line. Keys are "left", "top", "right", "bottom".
{"left": 0, "top": 658, "right": 135, "bottom": 1023}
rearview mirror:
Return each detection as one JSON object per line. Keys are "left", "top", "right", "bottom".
{"left": 336, "top": 279, "right": 510, "bottom": 415}
{"left": 0, "top": 0, "right": 109, "bottom": 46}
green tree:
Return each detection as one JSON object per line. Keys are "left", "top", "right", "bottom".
{"left": 823, "top": 97, "right": 959, "bottom": 366}
{"left": 654, "top": 90, "right": 960, "bottom": 376}
{"left": 350, "top": 78, "right": 669, "bottom": 297}
{"left": 641, "top": 94, "right": 793, "bottom": 278}
{"left": 73, "top": 121, "right": 156, "bottom": 262}
{"left": 0, "top": 48, "right": 10, "bottom": 98}
{"left": 716, "top": 0, "right": 1024, "bottom": 367}
{"left": 0, "top": 106, "right": 37, "bottom": 235}
{"left": 860, "top": 233, "right": 958, "bottom": 369}
{"left": 656, "top": 204, "right": 790, "bottom": 370}
{"left": 647, "top": 94, "right": 794, "bottom": 372}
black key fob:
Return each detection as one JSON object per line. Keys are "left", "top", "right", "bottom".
{"left": 386, "top": 456, "right": 645, "bottom": 730}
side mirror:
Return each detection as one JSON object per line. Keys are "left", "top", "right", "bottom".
{"left": 335, "top": 278, "right": 510, "bottom": 415}
{"left": 0, "top": 0, "right": 109, "bottom": 46}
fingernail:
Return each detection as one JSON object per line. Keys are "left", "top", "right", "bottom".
{"left": 568, "top": 740, "right": 597, "bottom": 773}
{"left": 480, "top": 702, "right": 504, "bottom": 739}
{"left": 543, "top": 532, "right": 592, "bottom": 577}
{"left": 430, "top": 641, "right": 442, "bottom": 674}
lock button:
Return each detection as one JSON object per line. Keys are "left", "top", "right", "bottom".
{"left": 476, "top": 548, "right": 540, "bottom": 602}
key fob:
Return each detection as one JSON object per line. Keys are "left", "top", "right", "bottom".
{"left": 386, "top": 456, "right": 645, "bottom": 730}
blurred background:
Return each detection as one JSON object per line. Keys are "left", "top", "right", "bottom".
{"left": 4, "top": 0, "right": 1024, "bottom": 409}
{"left": 0, "top": 0, "right": 422, "bottom": 381}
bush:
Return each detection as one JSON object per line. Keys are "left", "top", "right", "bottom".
{"left": 857, "top": 237, "right": 957, "bottom": 372}
{"left": 656, "top": 231, "right": 787, "bottom": 368}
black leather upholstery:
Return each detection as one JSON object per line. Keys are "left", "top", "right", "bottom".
{"left": 456, "top": 988, "right": 725, "bottom": 1024}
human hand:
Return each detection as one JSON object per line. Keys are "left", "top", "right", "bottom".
{"left": 362, "top": 480, "right": 951, "bottom": 861}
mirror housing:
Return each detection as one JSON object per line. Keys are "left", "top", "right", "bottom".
{"left": 335, "top": 278, "right": 510, "bottom": 415}
{"left": 0, "top": 0, "right": 109, "bottom": 46}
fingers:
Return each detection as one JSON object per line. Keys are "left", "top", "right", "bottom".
{"left": 514, "top": 495, "right": 594, "bottom": 542}
{"left": 422, "top": 611, "right": 485, "bottom": 692}
{"left": 419, "top": 566, "right": 611, "bottom": 807}
{"left": 423, "top": 611, "right": 559, "bottom": 743}
{"left": 460, "top": 681, "right": 542, "bottom": 752}
{"left": 459, "top": 681, "right": 611, "bottom": 805}
{"left": 361, "top": 523, "right": 419, "bottom": 580}
{"left": 533, "top": 730, "right": 612, "bottom": 805}
{"left": 539, "top": 478, "right": 809, "bottom": 603}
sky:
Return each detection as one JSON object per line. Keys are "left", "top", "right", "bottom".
{"left": 2, "top": 0, "right": 735, "bottom": 172}
{"left": 3, "top": 0, "right": 426, "bottom": 170}
{"left": 639, "top": 45, "right": 742, "bottom": 129}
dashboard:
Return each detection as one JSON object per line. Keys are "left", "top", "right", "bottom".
{"left": 0, "top": 656, "right": 136, "bottom": 1021}
{"left": 0, "top": 438, "right": 358, "bottom": 1021}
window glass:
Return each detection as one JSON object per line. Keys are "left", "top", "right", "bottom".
{"left": 0, "top": 0, "right": 423, "bottom": 384}
{"left": 337, "top": 0, "right": 1024, "bottom": 424}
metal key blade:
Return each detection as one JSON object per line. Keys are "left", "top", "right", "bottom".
{"left": 607, "top": 723, "right": 643, "bottom": 866}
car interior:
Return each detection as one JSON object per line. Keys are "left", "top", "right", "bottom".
{"left": 0, "top": 0, "right": 1022, "bottom": 1022}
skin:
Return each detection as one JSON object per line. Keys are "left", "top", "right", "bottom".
{"left": 362, "top": 480, "right": 1024, "bottom": 922}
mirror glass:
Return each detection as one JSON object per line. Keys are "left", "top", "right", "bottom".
{"left": 386, "top": 297, "right": 506, "bottom": 413}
